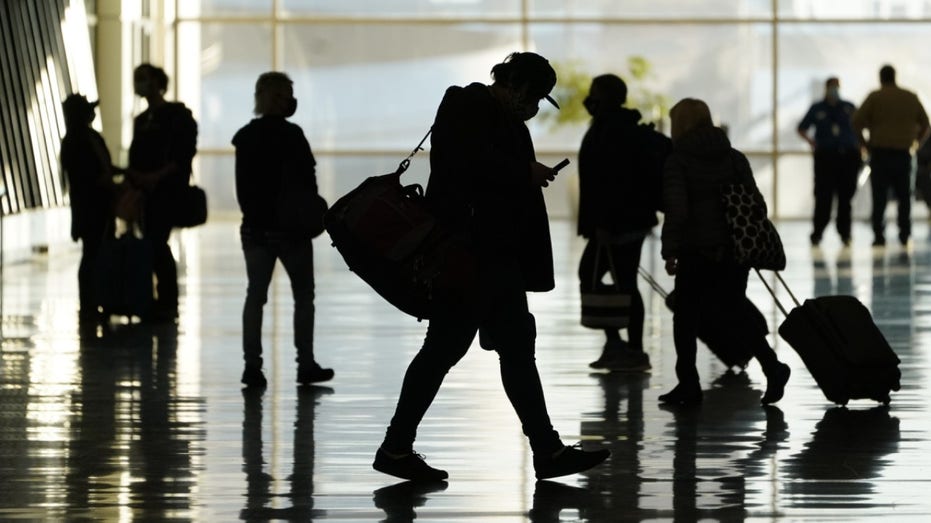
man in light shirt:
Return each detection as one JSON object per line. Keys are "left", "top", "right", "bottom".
{"left": 853, "top": 64, "right": 930, "bottom": 246}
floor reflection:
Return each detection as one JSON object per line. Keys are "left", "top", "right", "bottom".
{"left": 1, "top": 220, "right": 929, "bottom": 521}
{"left": 241, "top": 385, "right": 333, "bottom": 521}
{"left": 65, "top": 322, "right": 205, "bottom": 520}
{"left": 783, "top": 406, "right": 901, "bottom": 508}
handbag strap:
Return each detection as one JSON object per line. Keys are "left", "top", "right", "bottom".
{"left": 754, "top": 268, "right": 801, "bottom": 318}
{"left": 395, "top": 127, "right": 433, "bottom": 176}
{"left": 592, "top": 241, "right": 622, "bottom": 291}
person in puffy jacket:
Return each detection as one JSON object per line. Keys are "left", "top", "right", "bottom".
{"left": 233, "top": 71, "right": 333, "bottom": 388}
{"left": 373, "top": 52, "right": 609, "bottom": 483}
{"left": 660, "top": 98, "right": 790, "bottom": 406}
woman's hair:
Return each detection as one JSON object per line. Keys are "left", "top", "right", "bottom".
{"left": 254, "top": 71, "right": 293, "bottom": 115}
{"left": 135, "top": 63, "right": 169, "bottom": 93}
{"left": 669, "top": 98, "right": 713, "bottom": 142}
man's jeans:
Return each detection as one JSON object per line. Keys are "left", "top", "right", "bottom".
{"left": 241, "top": 229, "right": 315, "bottom": 370}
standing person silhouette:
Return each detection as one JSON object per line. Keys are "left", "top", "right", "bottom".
{"left": 233, "top": 72, "right": 333, "bottom": 388}
{"left": 660, "top": 98, "right": 790, "bottom": 406}
{"left": 797, "top": 77, "right": 861, "bottom": 246}
{"left": 127, "top": 63, "right": 198, "bottom": 322}
{"left": 578, "top": 74, "right": 669, "bottom": 372}
{"left": 60, "top": 94, "right": 117, "bottom": 322}
{"left": 373, "top": 52, "right": 610, "bottom": 482}
{"left": 852, "top": 64, "right": 930, "bottom": 246}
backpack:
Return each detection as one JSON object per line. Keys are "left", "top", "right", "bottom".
{"left": 634, "top": 123, "right": 673, "bottom": 212}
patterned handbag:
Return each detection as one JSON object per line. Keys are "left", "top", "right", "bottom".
{"left": 720, "top": 183, "right": 786, "bottom": 271}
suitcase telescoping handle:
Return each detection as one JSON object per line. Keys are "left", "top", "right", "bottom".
{"left": 754, "top": 269, "right": 801, "bottom": 318}
{"left": 638, "top": 266, "right": 668, "bottom": 300}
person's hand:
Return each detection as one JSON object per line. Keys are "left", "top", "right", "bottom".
{"left": 664, "top": 257, "right": 678, "bottom": 276}
{"left": 529, "top": 161, "right": 556, "bottom": 187}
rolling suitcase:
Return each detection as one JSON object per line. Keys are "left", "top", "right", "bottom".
{"left": 94, "top": 230, "right": 153, "bottom": 319}
{"left": 757, "top": 270, "right": 900, "bottom": 405}
{"left": 639, "top": 268, "right": 756, "bottom": 370}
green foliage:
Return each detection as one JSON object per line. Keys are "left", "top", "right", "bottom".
{"left": 542, "top": 56, "right": 671, "bottom": 131}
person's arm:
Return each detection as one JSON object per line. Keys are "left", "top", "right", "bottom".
{"left": 797, "top": 106, "right": 817, "bottom": 149}
{"left": 852, "top": 93, "right": 873, "bottom": 150}
{"left": 660, "top": 154, "right": 687, "bottom": 273}
{"left": 916, "top": 96, "right": 930, "bottom": 147}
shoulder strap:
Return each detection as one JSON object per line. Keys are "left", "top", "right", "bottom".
{"left": 395, "top": 127, "right": 433, "bottom": 176}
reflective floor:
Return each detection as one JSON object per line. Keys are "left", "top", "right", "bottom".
{"left": 2, "top": 218, "right": 930, "bottom": 521}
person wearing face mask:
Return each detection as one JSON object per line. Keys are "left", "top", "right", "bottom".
{"left": 797, "top": 77, "right": 861, "bottom": 247}
{"left": 232, "top": 72, "right": 333, "bottom": 388}
{"left": 372, "top": 52, "right": 610, "bottom": 483}
{"left": 127, "top": 63, "right": 198, "bottom": 322}
{"left": 577, "top": 74, "right": 670, "bottom": 372}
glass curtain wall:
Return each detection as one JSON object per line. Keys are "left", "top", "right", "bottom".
{"left": 171, "top": 0, "right": 931, "bottom": 219}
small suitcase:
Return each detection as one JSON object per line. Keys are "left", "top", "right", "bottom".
{"left": 758, "top": 271, "right": 900, "bottom": 405}
{"left": 639, "top": 268, "right": 755, "bottom": 370}
{"left": 94, "top": 231, "right": 153, "bottom": 318}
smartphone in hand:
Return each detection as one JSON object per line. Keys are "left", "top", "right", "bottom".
{"left": 553, "top": 158, "right": 571, "bottom": 173}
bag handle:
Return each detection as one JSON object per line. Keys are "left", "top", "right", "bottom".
{"left": 394, "top": 127, "right": 433, "bottom": 177}
{"left": 754, "top": 268, "right": 801, "bottom": 318}
{"left": 592, "top": 241, "right": 623, "bottom": 291}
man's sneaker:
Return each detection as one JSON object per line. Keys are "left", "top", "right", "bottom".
{"left": 297, "top": 363, "right": 334, "bottom": 385}
{"left": 589, "top": 339, "right": 629, "bottom": 369}
{"left": 241, "top": 366, "right": 267, "bottom": 388}
{"left": 533, "top": 443, "right": 610, "bottom": 480}
{"left": 604, "top": 350, "right": 652, "bottom": 372}
{"left": 373, "top": 448, "right": 448, "bottom": 482}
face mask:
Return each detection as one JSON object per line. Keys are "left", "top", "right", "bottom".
{"left": 506, "top": 89, "right": 539, "bottom": 121}
{"left": 284, "top": 97, "right": 297, "bottom": 117}
{"left": 826, "top": 86, "right": 840, "bottom": 100}
{"left": 583, "top": 96, "right": 600, "bottom": 117}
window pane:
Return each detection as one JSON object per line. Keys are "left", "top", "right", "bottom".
{"left": 178, "top": 0, "right": 273, "bottom": 18}
{"left": 529, "top": 23, "right": 774, "bottom": 153}
{"left": 176, "top": 22, "right": 273, "bottom": 150}
{"left": 281, "top": 23, "right": 523, "bottom": 150}
{"left": 530, "top": 0, "right": 772, "bottom": 19}
{"left": 779, "top": 0, "right": 931, "bottom": 19}
{"left": 280, "top": 0, "right": 521, "bottom": 18}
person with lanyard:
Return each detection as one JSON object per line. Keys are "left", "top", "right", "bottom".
{"left": 797, "top": 76, "right": 861, "bottom": 247}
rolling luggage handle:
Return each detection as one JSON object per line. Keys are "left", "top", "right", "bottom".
{"left": 638, "top": 266, "right": 668, "bottom": 299}
{"left": 754, "top": 269, "right": 800, "bottom": 318}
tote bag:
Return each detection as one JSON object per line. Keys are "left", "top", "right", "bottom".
{"left": 720, "top": 183, "right": 786, "bottom": 271}
{"left": 580, "top": 242, "right": 631, "bottom": 329}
